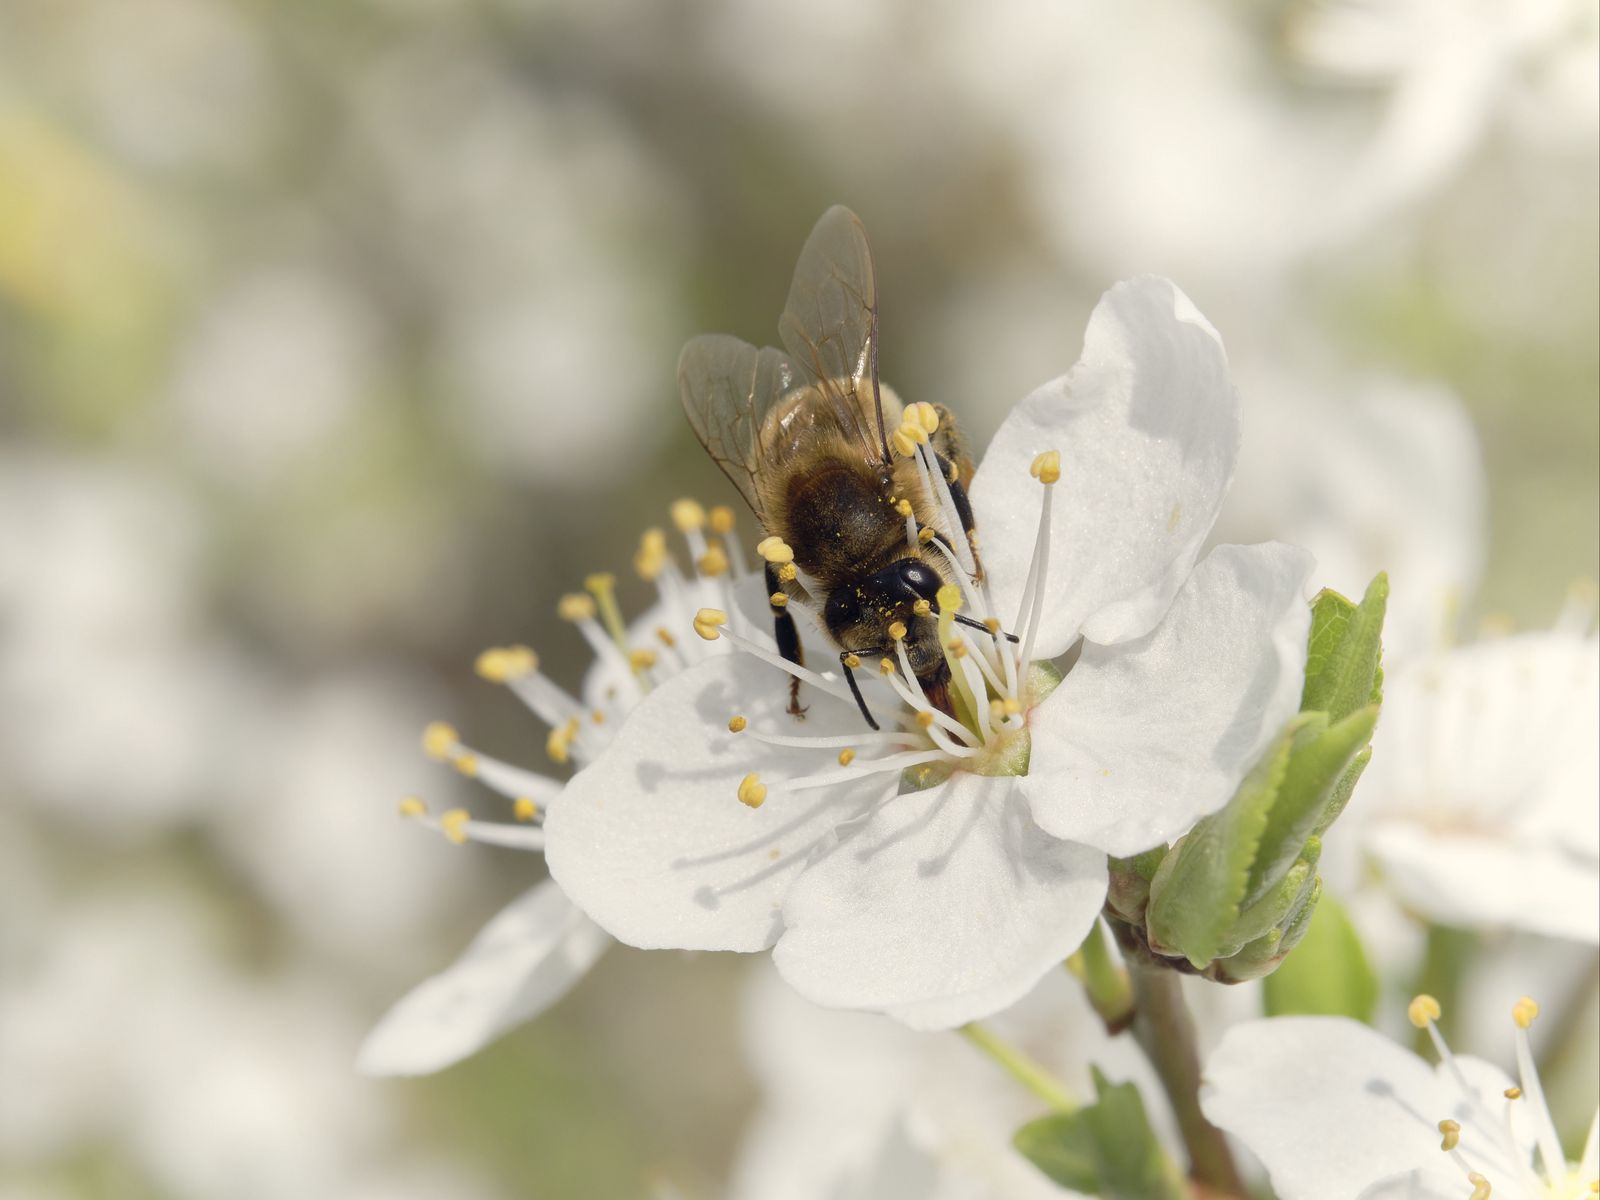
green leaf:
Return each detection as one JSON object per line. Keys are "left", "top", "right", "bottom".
{"left": 1312, "top": 745, "right": 1371, "bottom": 838}
{"left": 1145, "top": 717, "right": 1308, "bottom": 967}
{"left": 1300, "top": 574, "right": 1388, "bottom": 723}
{"left": 1263, "top": 890, "right": 1378, "bottom": 1022}
{"left": 1221, "top": 855, "right": 1315, "bottom": 955}
{"left": 1243, "top": 705, "right": 1379, "bottom": 908}
{"left": 1014, "top": 1068, "right": 1186, "bottom": 1200}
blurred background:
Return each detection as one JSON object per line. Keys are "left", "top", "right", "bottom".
{"left": 0, "top": 0, "right": 1594, "bottom": 1197}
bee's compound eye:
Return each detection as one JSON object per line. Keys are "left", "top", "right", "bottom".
{"left": 898, "top": 560, "right": 942, "bottom": 600}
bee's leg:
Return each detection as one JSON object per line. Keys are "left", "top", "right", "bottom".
{"left": 838, "top": 650, "right": 880, "bottom": 732}
{"left": 933, "top": 450, "right": 984, "bottom": 583}
{"left": 766, "top": 561, "right": 807, "bottom": 718}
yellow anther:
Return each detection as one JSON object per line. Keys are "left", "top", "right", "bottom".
{"left": 898, "top": 419, "right": 930, "bottom": 448}
{"left": 915, "top": 711, "right": 935, "bottom": 729}
{"left": 398, "top": 796, "right": 426, "bottom": 818}
{"left": 451, "top": 752, "right": 479, "bottom": 778}
{"left": 756, "top": 536, "right": 794, "bottom": 564}
{"left": 698, "top": 544, "right": 730, "bottom": 576}
{"left": 1512, "top": 996, "right": 1539, "bottom": 1030}
{"left": 1002, "top": 697, "right": 1022, "bottom": 716}
{"left": 634, "top": 528, "right": 669, "bottom": 580}
{"left": 878, "top": 657, "right": 896, "bottom": 675}
{"left": 671, "top": 498, "right": 706, "bottom": 532}
{"left": 629, "top": 647, "right": 658, "bottom": 671}
{"left": 422, "top": 721, "right": 458, "bottom": 761}
{"left": 983, "top": 617, "right": 1002, "bottom": 634}
{"left": 728, "top": 715, "right": 748, "bottom": 733}
{"left": 895, "top": 498, "right": 914, "bottom": 517}
{"left": 769, "top": 591, "right": 789, "bottom": 609}
{"left": 1587, "top": 1181, "right": 1598, "bottom": 1195}
{"left": 1438, "top": 1119, "right": 1461, "bottom": 1152}
{"left": 1504, "top": 1087, "right": 1522, "bottom": 1100}
{"left": 476, "top": 644, "right": 538, "bottom": 683}
{"left": 908, "top": 401, "right": 940, "bottom": 434}
{"left": 950, "top": 640, "right": 968, "bottom": 659}
{"left": 546, "top": 719, "right": 579, "bottom": 765}
{"left": 912, "top": 598, "right": 931, "bottom": 616}
{"left": 439, "top": 808, "right": 471, "bottom": 845}
{"left": 837, "top": 748, "right": 856, "bottom": 766}
{"left": 934, "top": 584, "right": 961, "bottom": 612}
{"left": 892, "top": 428, "right": 919, "bottom": 458}
{"left": 843, "top": 653, "right": 861, "bottom": 669}
{"left": 1029, "top": 449, "right": 1062, "bottom": 485}
{"left": 990, "top": 698, "right": 1007, "bottom": 721}
{"left": 656, "top": 626, "right": 677, "bottom": 648}
{"left": 709, "top": 505, "right": 736, "bottom": 534}
{"left": 513, "top": 797, "right": 539, "bottom": 822}
{"left": 778, "top": 562, "right": 798, "bottom": 582}
{"left": 1467, "top": 1173, "right": 1490, "bottom": 1200}
{"left": 693, "top": 608, "right": 728, "bottom": 641}
{"left": 888, "top": 620, "right": 908, "bottom": 641}
{"left": 1408, "top": 994, "right": 1442, "bottom": 1028}
{"left": 584, "top": 572, "right": 617, "bottom": 595}
{"left": 737, "top": 772, "right": 767, "bottom": 809}
{"left": 917, "top": 526, "right": 935, "bottom": 543}
{"left": 558, "top": 593, "right": 597, "bottom": 622}
{"left": 591, "top": 709, "right": 606, "bottom": 724}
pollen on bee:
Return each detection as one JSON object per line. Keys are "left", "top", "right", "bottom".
{"left": 513, "top": 797, "right": 539, "bottom": 822}
{"left": 693, "top": 608, "right": 729, "bottom": 640}
{"left": 728, "top": 714, "right": 748, "bottom": 733}
{"left": 756, "top": 536, "right": 794, "bottom": 564}
{"left": 895, "top": 498, "right": 913, "bottom": 517}
{"left": 398, "top": 796, "right": 427, "bottom": 818}
{"left": 888, "top": 620, "right": 908, "bottom": 641}
{"left": 709, "top": 505, "right": 736, "bottom": 534}
{"left": 769, "top": 591, "right": 789, "bottom": 608}
{"left": 837, "top": 748, "right": 855, "bottom": 766}
{"left": 1408, "top": 994, "right": 1443, "bottom": 1028}
{"left": 634, "top": 528, "right": 669, "bottom": 580}
{"left": 1029, "top": 449, "right": 1062, "bottom": 485}
{"left": 737, "top": 772, "right": 767, "bottom": 809}
{"left": 698, "top": 544, "right": 730, "bottom": 576}
{"left": 671, "top": 498, "right": 706, "bottom": 532}
{"left": 422, "top": 721, "right": 458, "bottom": 761}
{"left": 558, "top": 593, "right": 597, "bottom": 622}
{"left": 439, "top": 808, "right": 471, "bottom": 845}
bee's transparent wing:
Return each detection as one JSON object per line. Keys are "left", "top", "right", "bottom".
{"left": 677, "top": 333, "right": 795, "bottom": 521}
{"left": 776, "top": 205, "right": 890, "bottom": 466}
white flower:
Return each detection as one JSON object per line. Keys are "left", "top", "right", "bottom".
{"left": 1340, "top": 628, "right": 1600, "bottom": 944}
{"left": 544, "top": 276, "right": 1314, "bottom": 1029}
{"left": 1202, "top": 995, "right": 1600, "bottom": 1199}
{"left": 358, "top": 509, "right": 741, "bottom": 1075}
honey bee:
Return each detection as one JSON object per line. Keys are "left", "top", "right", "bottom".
{"left": 678, "top": 206, "right": 1002, "bottom": 729}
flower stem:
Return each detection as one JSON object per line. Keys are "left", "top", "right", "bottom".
{"left": 1066, "top": 917, "right": 1136, "bottom": 1034}
{"left": 958, "top": 1022, "right": 1076, "bottom": 1113}
{"left": 1124, "top": 959, "right": 1246, "bottom": 1197}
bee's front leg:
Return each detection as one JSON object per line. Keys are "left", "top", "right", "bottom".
{"left": 765, "top": 561, "right": 807, "bottom": 718}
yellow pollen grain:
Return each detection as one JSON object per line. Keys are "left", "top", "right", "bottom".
{"left": 1504, "top": 1087, "right": 1522, "bottom": 1100}
{"left": 895, "top": 498, "right": 913, "bottom": 517}
{"left": 629, "top": 647, "right": 658, "bottom": 671}
{"left": 888, "top": 620, "right": 907, "bottom": 641}
{"left": 558, "top": 593, "right": 596, "bottom": 622}
{"left": 769, "top": 591, "right": 789, "bottom": 609}
{"left": 1029, "top": 449, "right": 1062, "bottom": 485}
{"left": 757, "top": 536, "right": 794, "bottom": 564}
{"left": 728, "top": 715, "right": 748, "bottom": 733}
{"left": 671, "top": 498, "right": 706, "bottom": 532}
{"left": 1468, "top": 1173, "right": 1490, "bottom": 1200}
{"left": 634, "top": 528, "right": 669, "bottom": 580}
{"left": 737, "top": 772, "right": 767, "bottom": 809}
{"left": 1512, "top": 996, "right": 1539, "bottom": 1029}
{"left": 513, "top": 797, "right": 539, "bottom": 822}
{"left": 693, "top": 608, "right": 728, "bottom": 641}
{"left": 915, "top": 711, "right": 935, "bottom": 729}
{"left": 656, "top": 626, "right": 677, "bottom": 648}
{"left": 1408, "top": 994, "right": 1442, "bottom": 1028}
{"left": 398, "top": 796, "right": 426, "bottom": 818}
{"left": 1438, "top": 1119, "right": 1461, "bottom": 1152}
{"left": 709, "top": 505, "right": 736, "bottom": 534}
{"left": 439, "top": 808, "right": 471, "bottom": 845}
{"left": 778, "top": 562, "right": 797, "bottom": 582}
{"left": 422, "top": 721, "right": 458, "bottom": 760}
{"left": 843, "top": 653, "right": 861, "bottom": 669}
{"left": 451, "top": 752, "right": 479, "bottom": 778}
{"left": 837, "top": 748, "right": 855, "bottom": 766}
{"left": 918, "top": 526, "right": 935, "bottom": 543}
{"left": 698, "top": 544, "right": 730, "bottom": 576}
{"left": 908, "top": 401, "right": 940, "bottom": 434}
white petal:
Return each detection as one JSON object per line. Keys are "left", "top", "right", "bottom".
{"left": 1367, "top": 823, "right": 1600, "bottom": 944}
{"left": 1202, "top": 1017, "right": 1522, "bottom": 1200}
{"left": 773, "top": 773, "right": 1107, "bottom": 1030}
{"left": 543, "top": 655, "right": 885, "bottom": 952}
{"left": 356, "top": 880, "right": 609, "bottom": 1076}
{"left": 1022, "top": 543, "right": 1314, "bottom": 857}
{"left": 971, "top": 276, "right": 1240, "bottom": 657}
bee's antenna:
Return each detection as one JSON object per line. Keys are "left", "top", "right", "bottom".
{"left": 838, "top": 650, "right": 880, "bottom": 731}
{"left": 952, "top": 612, "right": 1020, "bottom": 644}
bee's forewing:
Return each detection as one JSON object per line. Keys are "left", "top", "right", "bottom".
{"left": 677, "top": 333, "right": 794, "bottom": 521}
